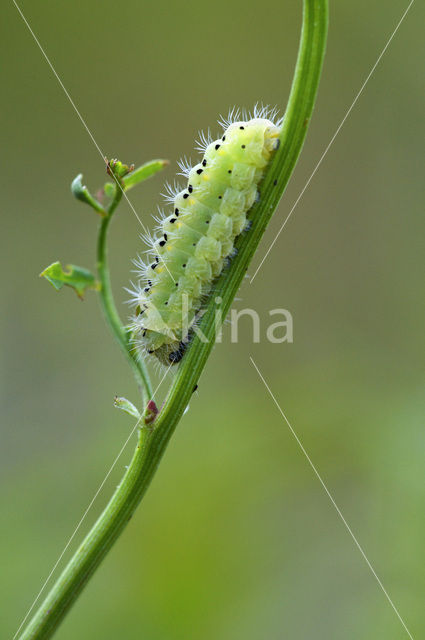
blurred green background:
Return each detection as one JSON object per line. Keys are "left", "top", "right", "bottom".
{"left": 2, "top": 1, "right": 424, "bottom": 638}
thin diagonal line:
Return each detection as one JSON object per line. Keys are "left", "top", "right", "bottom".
{"left": 250, "top": 0, "right": 415, "bottom": 284}
{"left": 12, "top": 0, "right": 176, "bottom": 284}
{"left": 12, "top": 0, "right": 146, "bottom": 231}
{"left": 249, "top": 356, "right": 414, "bottom": 640}
{"left": 13, "top": 363, "right": 173, "bottom": 639}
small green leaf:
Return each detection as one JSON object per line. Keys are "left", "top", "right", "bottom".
{"left": 40, "top": 261, "right": 100, "bottom": 299}
{"left": 106, "top": 158, "right": 135, "bottom": 181}
{"left": 114, "top": 396, "right": 141, "bottom": 420}
{"left": 71, "top": 174, "right": 106, "bottom": 215}
{"left": 103, "top": 182, "right": 116, "bottom": 199}
{"left": 122, "top": 159, "right": 168, "bottom": 191}
{"left": 103, "top": 159, "right": 168, "bottom": 196}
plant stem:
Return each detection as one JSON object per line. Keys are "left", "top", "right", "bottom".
{"left": 19, "top": 2, "right": 327, "bottom": 637}
{"left": 97, "top": 184, "right": 153, "bottom": 403}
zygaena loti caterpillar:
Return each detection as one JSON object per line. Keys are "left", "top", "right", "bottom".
{"left": 130, "top": 107, "right": 281, "bottom": 365}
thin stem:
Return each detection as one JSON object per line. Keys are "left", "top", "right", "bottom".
{"left": 18, "top": 2, "right": 327, "bottom": 637}
{"left": 97, "top": 185, "right": 153, "bottom": 403}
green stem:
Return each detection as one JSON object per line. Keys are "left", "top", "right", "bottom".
{"left": 19, "top": 2, "right": 327, "bottom": 637}
{"left": 97, "top": 184, "right": 153, "bottom": 403}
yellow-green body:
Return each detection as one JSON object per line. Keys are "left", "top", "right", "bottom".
{"left": 134, "top": 117, "right": 280, "bottom": 364}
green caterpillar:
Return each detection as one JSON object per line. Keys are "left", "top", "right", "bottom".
{"left": 130, "top": 109, "right": 281, "bottom": 365}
